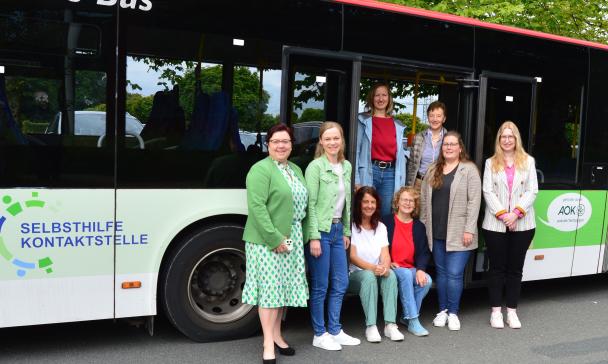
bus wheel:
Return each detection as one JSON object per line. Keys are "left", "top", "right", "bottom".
{"left": 161, "top": 224, "right": 258, "bottom": 342}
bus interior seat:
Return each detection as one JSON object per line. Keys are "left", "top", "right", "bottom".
{"left": 0, "top": 75, "right": 28, "bottom": 145}
{"left": 180, "top": 83, "right": 237, "bottom": 151}
{"left": 140, "top": 85, "right": 185, "bottom": 148}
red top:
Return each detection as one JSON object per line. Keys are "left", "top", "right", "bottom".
{"left": 371, "top": 116, "right": 397, "bottom": 161}
{"left": 391, "top": 215, "right": 415, "bottom": 268}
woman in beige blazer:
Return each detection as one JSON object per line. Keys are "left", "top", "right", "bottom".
{"left": 482, "top": 121, "right": 538, "bottom": 330}
{"left": 420, "top": 130, "right": 481, "bottom": 331}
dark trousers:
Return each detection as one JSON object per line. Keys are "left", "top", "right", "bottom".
{"left": 482, "top": 228, "right": 535, "bottom": 308}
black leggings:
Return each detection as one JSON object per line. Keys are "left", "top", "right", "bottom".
{"left": 482, "top": 228, "right": 535, "bottom": 308}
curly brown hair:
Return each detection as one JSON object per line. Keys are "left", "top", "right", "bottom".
{"left": 392, "top": 186, "right": 419, "bottom": 218}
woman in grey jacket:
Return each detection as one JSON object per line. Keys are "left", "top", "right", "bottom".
{"left": 420, "top": 131, "right": 481, "bottom": 331}
{"left": 482, "top": 121, "right": 538, "bottom": 329}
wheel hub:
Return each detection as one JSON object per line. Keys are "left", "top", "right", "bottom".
{"left": 197, "top": 260, "right": 237, "bottom": 297}
{"left": 187, "top": 247, "right": 252, "bottom": 324}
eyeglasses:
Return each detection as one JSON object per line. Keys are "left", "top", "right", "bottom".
{"left": 399, "top": 198, "right": 415, "bottom": 204}
{"left": 442, "top": 142, "right": 459, "bottom": 148}
{"left": 268, "top": 139, "right": 292, "bottom": 146}
{"left": 500, "top": 135, "right": 515, "bottom": 140}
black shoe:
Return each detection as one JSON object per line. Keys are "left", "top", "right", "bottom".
{"left": 262, "top": 359, "right": 276, "bottom": 364}
{"left": 275, "top": 342, "right": 295, "bottom": 356}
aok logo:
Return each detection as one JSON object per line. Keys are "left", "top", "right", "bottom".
{"left": 0, "top": 192, "right": 54, "bottom": 278}
{"left": 68, "top": 0, "right": 153, "bottom": 12}
{"left": 538, "top": 193, "right": 592, "bottom": 232}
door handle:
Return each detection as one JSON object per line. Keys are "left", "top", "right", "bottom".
{"left": 536, "top": 168, "right": 545, "bottom": 184}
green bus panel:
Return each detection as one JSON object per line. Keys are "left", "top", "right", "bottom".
{"left": 533, "top": 190, "right": 607, "bottom": 249}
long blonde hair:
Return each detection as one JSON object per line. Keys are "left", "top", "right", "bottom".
{"left": 490, "top": 121, "right": 529, "bottom": 172}
{"left": 314, "top": 121, "right": 346, "bottom": 162}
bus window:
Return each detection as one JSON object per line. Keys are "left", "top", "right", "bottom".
{"left": 120, "top": 25, "right": 280, "bottom": 188}
{"left": 280, "top": 53, "right": 355, "bottom": 172}
{"left": 530, "top": 79, "right": 583, "bottom": 185}
{"left": 0, "top": 6, "right": 113, "bottom": 188}
{"left": 232, "top": 66, "right": 277, "bottom": 153}
{"left": 358, "top": 65, "right": 464, "bottom": 147}
{"left": 581, "top": 49, "right": 608, "bottom": 189}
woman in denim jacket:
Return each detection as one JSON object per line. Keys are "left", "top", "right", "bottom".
{"left": 305, "top": 121, "right": 360, "bottom": 351}
{"left": 355, "top": 83, "right": 407, "bottom": 217}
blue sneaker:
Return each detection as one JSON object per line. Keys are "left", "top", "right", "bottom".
{"left": 407, "top": 318, "right": 429, "bottom": 336}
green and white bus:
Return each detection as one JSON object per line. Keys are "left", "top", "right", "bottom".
{"left": 0, "top": 0, "right": 606, "bottom": 342}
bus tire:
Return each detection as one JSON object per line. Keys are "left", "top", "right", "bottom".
{"left": 160, "top": 223, "right": 258, "bottom": 342}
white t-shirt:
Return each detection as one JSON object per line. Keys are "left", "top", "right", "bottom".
{"left": 331, "top": 162, "right": 345, "bottom": 218}
{"left": 349, "top": 222, "right": 389, "bottom": 272}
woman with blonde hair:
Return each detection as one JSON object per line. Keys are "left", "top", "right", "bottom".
{"left": 355, "top": 83, "right": 407, "bottom": 216}
{"left": 420, "top": 131, "right": 481, "bottom": 331}
{"left": 384, "top": 186, "right": 432, "bottom": 336}
{"left": 305, "top": 121, "right": 360, "bottom": 350}
{"left": 482, "top": 121, "right": 538, "bottom": 329}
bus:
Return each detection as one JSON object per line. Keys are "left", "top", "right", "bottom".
{"left": 0, "top": 0, "right": 606, "bottom": 342}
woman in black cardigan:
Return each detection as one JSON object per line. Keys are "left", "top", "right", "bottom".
{"left": 384, "top": 186, "right": 432, "bottom": 337}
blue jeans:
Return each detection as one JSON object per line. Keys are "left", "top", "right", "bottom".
{"left": 305, "top": 222, "right": 349, "bottom": 336}
{"left": 393, "top": 267, "right": 432, "bottom": 319}
{"left": 432, "top": 239, "right": 471, "bottom": 314}
{"left": 372, "top": 163, "right": 395, "bottom": 217}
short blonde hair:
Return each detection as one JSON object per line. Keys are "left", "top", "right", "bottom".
{"left": 392, "top": 186, "right": 419, "bottom": 218}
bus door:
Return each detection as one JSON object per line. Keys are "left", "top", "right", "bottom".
{"left": 476, "top": 71, "right": 573, "bottom": 280}
{"left": 280, "top": 47, "right": 361, "bottom": 168}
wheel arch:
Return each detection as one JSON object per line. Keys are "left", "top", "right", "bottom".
{"left": 157, "top": 213, "right": 247, "bottom": 287}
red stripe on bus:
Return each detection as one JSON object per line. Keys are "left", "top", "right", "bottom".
{"left": 334, "top": 0, "right": 608, "bottom": 51}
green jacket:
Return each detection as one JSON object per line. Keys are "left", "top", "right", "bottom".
{"left": 242, "top": 156, "right": 308, "bottom": 249}
{"left": 305, "top": 154, "right": 352, "bottom": 241}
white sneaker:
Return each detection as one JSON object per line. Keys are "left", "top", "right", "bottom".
{"left": 490, "top": 311, "right": 504, "bottom": 329}
{"left": 331, "top": 330, "right": 361, "bottom": 346}
{"left": 312, "top": 332, "right": 342, "bottom": 351}
{"left": 433, "top": 309, "right": 448, "bottom": 327}
{"left": 506, "top": 311, "right": 522, "bottom": 329}
{"left": 365, "top": 325, "right": 382, "bottom": 343}
{"left": 447, "top": 313, "right": 461, "bottom": 331}
{"left": 383, "top": 323, "right": 405, "bottom": 341}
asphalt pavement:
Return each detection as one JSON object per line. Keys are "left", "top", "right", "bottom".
{"left": 1, "top": 274, "right": 608, "bottom": 364}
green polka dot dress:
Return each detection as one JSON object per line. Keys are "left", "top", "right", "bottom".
{"left": 242, "top": 162, "right": 309, "bottom": 308}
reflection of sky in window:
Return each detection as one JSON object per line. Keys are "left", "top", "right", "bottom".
{"left": 127, "top": 58, "right": 283, "bottom": 115}
{"left": 127, "top": 57, "right": 185, "bottom": 95}
{"left": 126, "top": 58, "right": 438, "bottom": 121}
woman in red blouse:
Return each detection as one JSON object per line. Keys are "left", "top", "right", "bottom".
{"left": 384, "top": 186, "right": 432, "bottom": 336}
{"left": 355, "top": 83, "right": 407, "bottom": 217}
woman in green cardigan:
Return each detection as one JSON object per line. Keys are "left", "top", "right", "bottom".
{"left": 242, "top": 124, "right": 309, "bottom": 364}
{"left": 305, "top": 121, "right": 360, "bottom": 350}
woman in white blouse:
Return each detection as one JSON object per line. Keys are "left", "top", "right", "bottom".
{"left": 482, "top": 121, "right": 538, "bottom": 329}
{"left": 348, "top": 186, "right": 404, "bottom": 343}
